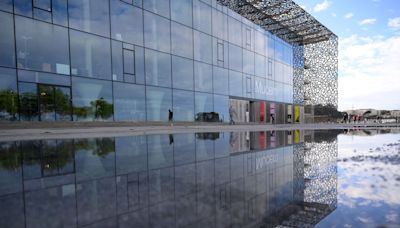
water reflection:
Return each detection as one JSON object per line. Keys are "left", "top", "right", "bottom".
{"left": 0, "top": 130, "right": 340, "bottom": 228}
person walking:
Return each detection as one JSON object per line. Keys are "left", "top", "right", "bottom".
{"left": 168, "top": 109, "right": 173, "bottom": 126}
{"left": 229, "top": 105, "right": 235, "bottom": 125}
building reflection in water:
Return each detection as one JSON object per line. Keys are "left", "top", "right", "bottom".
{"left": 0, "top": 130, "right": 339, "bottom": 228}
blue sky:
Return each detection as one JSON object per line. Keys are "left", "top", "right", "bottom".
{"left": 294, "top": 0, "right": 400, "bottom": 111}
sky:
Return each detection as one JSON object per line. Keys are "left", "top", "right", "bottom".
{"left": 294, "top": 0, "right": 400, "bottom": 111}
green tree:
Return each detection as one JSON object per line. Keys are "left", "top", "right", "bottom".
{"left": 0, "top": 89, "right": 18, "bottom": 120}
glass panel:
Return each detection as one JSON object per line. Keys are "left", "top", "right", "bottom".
{"left": 228, "top": 43, "right": 242, "bottom": 72}
{"left": 143, "top": 0, "right": 170, "bottom": 18}
{"left": 0, "top": 12, "right": 15, "bottom": 68}
{"left": 68, "top": 0, "right": 110, "bottom": 37}
{"left": 213, "top": 39, "right": 228, "bottom": 68}
{"left": 111, "top": 40, "right": 123, "bottom": 81}
{"left": 113, "top": 82, "right": 146, "bottom": 121}
{"left": 14, "top": 0, "right": 33, "bottom": 17}
{"left": 213, "top": 94, "right": 229, "bottom": 122}
{"left": 123, "top": 49, "right": 135, "bottom": 75}
{"left": 229, "top": 70, "right": 242, "bottom": 97}
{"left": 268, "top": 35, "right": 275, "bottom": 59}
{"left": 213, "top": 66, "right": 228, "bottom": 95}
{"left": 212, "top": 8, "right": 228, "bottom": 40}
{"left": 55, "top": 86, "right": 72, "bottom": 121}
{"left": 110, "top": 0, "right": 143, "bottom": 45}
{"left": 0, "top": 0, "right": 13, "bottom": 13}
{"left": 0, "top": 68, "right": 18, "bottom": 121}
{"left": 144, "top": 11, "right": 170, "bottom": 53}
{"left": 70, "top": 30, "right": 111, "bottom": 80}
{"left": 171, "top": 22, "right": 193, "bottom": 59}
{"left": 33, "top": 0, "right": 50, "bottom": 10}
{"left": 17, "top": 69, "right": 70, "bottom": 86}
{"left": 255, "top": 30, "right": 265, "bottom": 56}
{"left": 194, "top": 31, "right": 212, "bottom": 64}
{"left": 170, "top": 0, "right": 192, "bottom": 27}
{"left": 135, "top": 46, "right": 145, "bottom": 84}
{"left": 195, "top": 92, "right": 213, "bottom": 120}
{"left": 33, "top": 8, "right": 51, "bottom": 22}
{"left": 228, "top": 17, "right": 242, "bottom": 46}
{"left": 255, "top": 54, "right": 265, "bottom": 77}
{"left": 15, "top": 16, "right": 70, "bottom": 74}
{"left": 19, "top": 82, "right": 38, "bottom": 121}
{"left": 194, "top": 61, "right": 212, "bottom": 93}
{"left": 172, "top": 56, "right": 193, "bottom": 90}
{"left": 173, "top": 133, "right": 195, "bottom": 165}
{"left": 145, "top": 49, "right": 171, "bottom": 87}
{"left": 173, "top": 89, "right": 194, "bottom": 121}
{"left": 146, "top": 86, "right": 172, "bottom": 121}
{"left": 38, "top": 85, "right": 56, "bottom": 121}
{"left": 243, "top": 49, "right": 254, "bottom": 75}
{"left": 52, "top": 0, "right": 68, "bottom": 26}
{"left": 193, "top": 0, "right": 211, "bottom": 34}
{"left": 72, "top": 77, "right": 113, "bottom": 121}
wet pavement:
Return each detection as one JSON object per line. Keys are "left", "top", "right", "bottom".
{"left": 0, "top": 128, "right": 399, "bottom": 227}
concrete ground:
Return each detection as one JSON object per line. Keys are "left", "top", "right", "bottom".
{"left": 0, "top": 121, "right": 399, "bottom": 142}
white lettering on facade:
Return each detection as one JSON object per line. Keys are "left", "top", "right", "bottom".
{"left": 255, "top": 80, "right": 274, "bottom": 96}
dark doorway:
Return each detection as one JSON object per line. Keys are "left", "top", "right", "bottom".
{"left": 38, "top": 84, "right": 72, "bottom": 121}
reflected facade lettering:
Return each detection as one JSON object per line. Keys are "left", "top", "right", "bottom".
{"left": 0, "top": 130, "right": 340, "bottom": 227}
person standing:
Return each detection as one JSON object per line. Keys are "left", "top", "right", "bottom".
{"left": 229, "top": 105, "right": 235, "bottom": 125}
{"left": 168, "top": 109, "right": 173, "bottom": 126}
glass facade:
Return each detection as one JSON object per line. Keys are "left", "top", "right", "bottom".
{"left": 0, "top": 0, "right": 295, "bottom": 122}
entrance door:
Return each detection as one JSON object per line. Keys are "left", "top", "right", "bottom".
{"left": 38, "top": 84, "right": 72, "bottom": 121}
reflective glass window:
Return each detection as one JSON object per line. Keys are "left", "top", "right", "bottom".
{"left": 213, "top": 39, "right": 228, "bottom": 68}
{"left": 147, "top": 135, "right": 173, "bottom": 170}
{"left": 52, "top": 0, "right": 68, "bottom": 26}
{"left": 15, "top": 16, "right": 69, "bottom": 74}
{"left": 14, "top": 0, "right": 33, "bottom": 17}
{"left": 213, "top": 95, "right": 229, "bottom": 122}
{"left": 68, "top": 0, "right": 110, "bottom": 37}
{"left": 255, "top": 30, "right": 265, "bottom": 56}
{"left": 0, "top": 0, "right": 13, "bottom": 13}
{"left": 228, "top": 17, "right": 242, "bottom": 46}
{"left": 194, "top": 31, "right": 212, "bottom": 64}
{"left": 268, "top": 35, "right": 275, "bottom": 59}
{"left": 228, "top": 43, "right": 242, "bottom": 72}
{"left": 144, "top": 11, "right": 170, "bottom": 53}
{"left": 171, "top": 0, "right": 192, "bottom": 27}
{"left": 229, "top": 70, "right": 242, "bottom": 97}
{"left": 72, "top": 77, "right": 113, "bottom": 121}
{"left": 18, "top": 82, "right": 38, "bottom": 121}
{"left": 172, "top": 56, "right": 193, "bottom": 90}
{"left": 145, "top": 49, "right": 171, "bottom": 87}
{"left": 195, "top": 92, "right": 213, "bottom": 119}
{"left": 267, "top": 59, "right": 274, "bottom": 80}
{"left": 0, "top": 68, "right": 18, "bottom": 121}
{"left": 123, "top": 49, "right": 135, "bottom": 75}
{"left": 110, "top": 0, "right": 143, "bottom": 45}
{"left": 194, "top": 62, "right": 212, "bottom": 93}
{"left": 70, "top": 30, "right": 111, "bottom": 80}
{"left": 143, "top": 0, "right": 170, "bottom": 18}
{"left": 243, "top": 49, "right": 254, "bottom": 75}
{"left": 33, "top": 0, "right": 50, "bottom": 10}
{"left": 242, "top": 24, "right": 254, "bottom": 51}
{"left": 212, "top": 9, "right": 228, "bottom": 40}
{"left": 33, "top": 8, "right": 51, "bottom": 23}
{"left": 113, "top": 82, "right": 146, "bottom": 121}
{"left": 171, "top": 22, "right": 193, "bottom": 59}
{"left": 0, "top": 12, "right": 15, "bottom": 68}
{"left": 173, "top": 89, "right": 194, "bottom": 121}
{"left": 196, "top": 137, "right": 214, "bottom": 161}
{"left": 146, "top": 86, "right": 172, "bottom": 121}
{"left": 193, "top": 0, "right": 211, "bottom": 34}
{"left": 213, "top": 66, "right": 228, "bottom": 95}
{"left": 255, "top": 54, "right": 265, "bottom": 77}
{"left": 111, "top": 40, "right": 123, "bottom": 81}
{"left": 135, "top": 46, "right": 145, "bottom": 84}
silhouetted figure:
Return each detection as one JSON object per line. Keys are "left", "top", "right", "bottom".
{"left": 168, "top": 109, "right": 173, "bottom": 126}
{"left": 270, "top": 113, "right": 275, "bottom": 124}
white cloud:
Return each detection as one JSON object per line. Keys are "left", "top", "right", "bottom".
{"left": 313, "top": 0, "right": 331, "bottom": 12}
{"left": 299, "top": 4, "right": 307, "bottom": 10}
{"left": 331, "top": 13, "right": 337, "bottom": 17}
{"left": 344, "top": 13, "right": 354, "bottom": 19}
{"left": 338, "top": 35, "right": 400, "bottom": 110}
{"left": 359, "top": 18, "right": 377, "bottom": 25}
{"left": 388, "top": 17, "right": 400, "bottom": 30}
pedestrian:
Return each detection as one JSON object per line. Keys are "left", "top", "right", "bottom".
{"left": 270, "top": 113, "right": 275, "bottom": 124}
{"left": 229, "top": 105, "right": 235, "bottom": 125}
{"left": 168, "top": 109, "right": 173, "bottom": 126}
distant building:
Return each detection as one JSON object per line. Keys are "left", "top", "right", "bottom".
{"left": 0, "top": 0, "right": 337, "bottom": 123}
